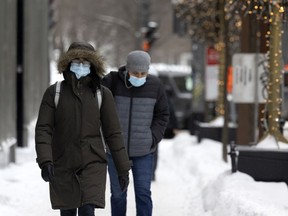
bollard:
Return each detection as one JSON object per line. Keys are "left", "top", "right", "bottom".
{"left": 228, "top": 141, "right": 238, "bottom": 173}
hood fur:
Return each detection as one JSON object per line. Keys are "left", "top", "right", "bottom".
{"left": 57, "top": 44, "right": 105, "bottom": 77}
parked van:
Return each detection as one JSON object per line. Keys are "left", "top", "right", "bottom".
{"left": 151, "top": 63, "right": 193, "bottom": 129}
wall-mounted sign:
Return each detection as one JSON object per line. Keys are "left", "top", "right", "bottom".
{"left": 232, "top": 53, "right": 267, "bottom": 103}
{"left": 205, "top": 47, "right": 219, "bottom": 101}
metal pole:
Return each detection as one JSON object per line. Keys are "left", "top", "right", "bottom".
{"left": 139, "top": 0, "right": 150, "bottom": 50}
{"left": 219, "top": 0, "right": 229, "bottom": 162}
{"left": 141, "top": 0, "right": 150, "bottom": 27}
{"left": 253, "top": 18, "right": 260, "bottom": 144}
{"left": 16, "top": 0, "right": 24, "bottom": 147}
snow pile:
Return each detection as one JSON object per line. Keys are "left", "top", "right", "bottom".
{"left": 203, "top": 171, "right": 288, "bottom": 216}
{"left": 162, "top": 134, "right": 288, "bottom": 216}
{"left": 257, "top": 135, "right": 288, "bottom": 150}
{"left": 198, "top": 116, "right": 237, "bottom": 127}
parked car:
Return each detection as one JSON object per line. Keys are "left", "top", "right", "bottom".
{"left": 151, "top": 63, "right": 193, "bottom": 129}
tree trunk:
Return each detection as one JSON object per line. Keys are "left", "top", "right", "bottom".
{"left": 262, "top": 2, "right": 288, "bottom": 144}
{"left": 218, "top": 0, "right": 229, "bottom": 162}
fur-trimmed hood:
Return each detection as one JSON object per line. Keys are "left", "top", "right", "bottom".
{"left": 57, "top": 42, "right": 105, "bottom": 77}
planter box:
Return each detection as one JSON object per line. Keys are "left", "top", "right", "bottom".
{"left": 195, "top": 123, "right": 237, "bottom": 143}
{"left": 187, "top": 113, "right": 205, "bottom": 135}
{"left": 235, "top": 147, "right": 288, "bottom": 184}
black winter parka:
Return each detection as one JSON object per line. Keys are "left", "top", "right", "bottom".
{"left": 35, "top": 42, "right": 131, "bottom": 210}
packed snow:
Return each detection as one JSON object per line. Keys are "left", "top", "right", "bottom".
{"left": 0, "top": 121, "right": 288, "bottom": 216}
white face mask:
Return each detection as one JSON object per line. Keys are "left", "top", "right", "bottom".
{"left": 70, "top": 62, "right": 91, "bottom": 79}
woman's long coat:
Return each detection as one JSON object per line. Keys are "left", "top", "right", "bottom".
{"left": 35, "top": 42, "right": 131, "bottom": 210}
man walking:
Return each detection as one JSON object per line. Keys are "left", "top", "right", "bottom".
{"left": 102, "top": 50, "right": 169, "bottom": 216}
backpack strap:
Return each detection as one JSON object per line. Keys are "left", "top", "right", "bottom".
{"left": 96, "top": 86, "right": 106, "bottom": 151}
{"left": 96, "top": 88, "right": 102, "bottom": 108}
{"left": 54, "top": 80, "right": 102, "bottom": 109}
{"left": 55, "top": 81, "right": 62, "bottom": 108}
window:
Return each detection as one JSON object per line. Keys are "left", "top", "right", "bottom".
{"left": 174, "top": 76, "right": 193, "bottom": 93}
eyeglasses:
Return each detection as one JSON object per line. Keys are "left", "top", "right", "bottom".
{"left": 71, "top": 59, "right": 90, "bottom": 67}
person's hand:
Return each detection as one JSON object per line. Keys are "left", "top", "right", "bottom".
{"left": 41, "top": 163, "right": 54, "bottom": 182}
{"left": 118, "top": 175, "right": 129, "bottom": 192}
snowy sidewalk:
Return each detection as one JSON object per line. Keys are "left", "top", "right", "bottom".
{"left": 0, "top": 124, "right": 288, "bottom": 216}
{"left": 0, "top": 131, "right": 202, "bottom": 216}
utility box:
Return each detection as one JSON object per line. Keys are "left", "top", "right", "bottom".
{"left": 0, "top": 139, "right": 16, "bottom": 168}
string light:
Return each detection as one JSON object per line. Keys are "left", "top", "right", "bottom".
{"left": 173, "top": 0, "right": 288, "bottom": 142}
{"left": 174, "top": 0, "right": 242, "bottom": 117}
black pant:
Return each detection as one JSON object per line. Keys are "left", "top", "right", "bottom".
{"left": 60, "top": 204, "right": 95, "bottom": 216}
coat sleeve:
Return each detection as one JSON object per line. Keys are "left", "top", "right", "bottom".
{"left": 35, "top": 85, "right": 55, "bottom": 168}
{"left": 151, "top": 83, "right": 170, "bottom": 146}
{"left": 100, "top": 86, "right": 131, "bottom": 176}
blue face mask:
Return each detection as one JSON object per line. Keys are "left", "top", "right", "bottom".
{"left": 128, "top": 76, "right": 146, "bottom": 87}
{"left": 70, "top": 62, "right": 91, "bottom": 79}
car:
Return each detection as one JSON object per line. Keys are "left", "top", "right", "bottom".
{"left": 150, "top": 63, "right": 193, "bottom": 129}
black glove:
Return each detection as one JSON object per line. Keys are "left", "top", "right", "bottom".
{"left": 41, "top": 163, "right": 54, "bottom": 182}
{"left": 118, "top": 175, "right": 129, "bottom": 192}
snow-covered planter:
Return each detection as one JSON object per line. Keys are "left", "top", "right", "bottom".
{"left": 196, "top": 117, "right": 237, "bottom": 143}
{"left": 234, "top": 135, "right": 288, "bottom": 185}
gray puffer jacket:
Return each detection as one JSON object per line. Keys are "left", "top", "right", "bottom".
{"left": 102, "top": 66, "right": 169, "bottom": 157}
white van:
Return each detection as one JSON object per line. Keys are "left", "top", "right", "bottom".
{"left": 151, "top": 63, "right": 193, "bottom": 129}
